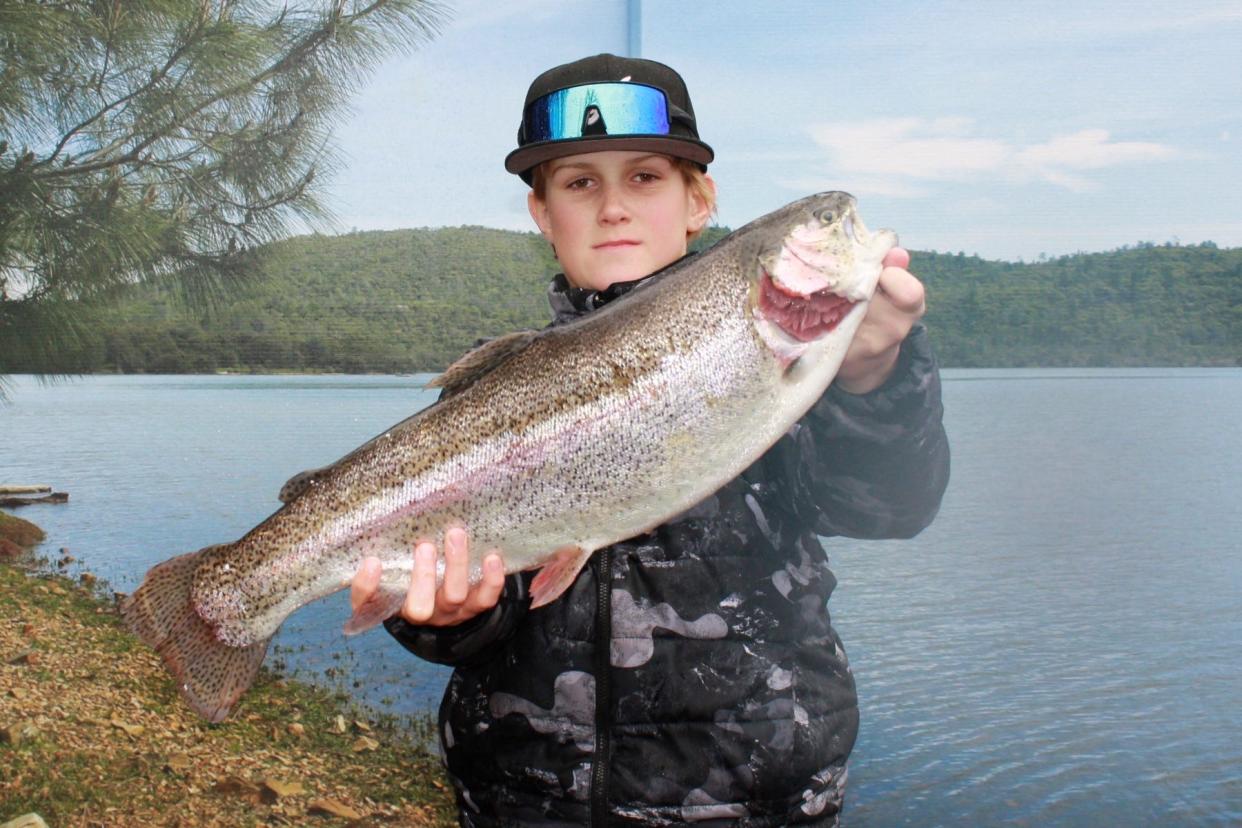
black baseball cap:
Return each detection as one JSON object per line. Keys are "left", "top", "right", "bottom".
{"left": 505, "top": 53, "right": 714, "bottom": 185}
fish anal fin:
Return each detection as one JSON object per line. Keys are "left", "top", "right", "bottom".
{"left": 529, "top": 545, "right": 592, "bottom": 609}
{"left": 122, "top": 547, "right": 270, "bottom": 723}
{"left": 428, "top": 330, "right": 540, "bottom": 398}
{"left": 342, "top": 587, "right": 406, "bottom": 636}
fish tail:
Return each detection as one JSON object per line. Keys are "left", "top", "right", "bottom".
{"left": 122, "top": 546, "right": 270, "bottom": 723}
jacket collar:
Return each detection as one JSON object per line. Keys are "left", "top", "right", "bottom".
{"left": 546, "top": 252, "right": 697, "bottom": 326}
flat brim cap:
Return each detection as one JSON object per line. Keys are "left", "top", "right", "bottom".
{"left": 505, "top": 53, "right": 713, "bottom": 184}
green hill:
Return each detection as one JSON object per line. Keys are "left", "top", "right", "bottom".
{"left": 914, "top": 243, "right": 1239, "bottom": 366}
{"left": 38, "top": 229, "right": 1242, "bottom": 372}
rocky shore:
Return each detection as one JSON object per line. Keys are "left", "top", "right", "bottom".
{"left": 0, "top": 511, "right": 456, "bottom": 827}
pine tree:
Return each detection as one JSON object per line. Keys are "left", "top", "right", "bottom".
{"left": 0, "top": 0, "right": 443, "bottom": 375}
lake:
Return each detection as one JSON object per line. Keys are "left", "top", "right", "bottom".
{"left": 2, "top": 369, "right": 1240, "bottom": 825}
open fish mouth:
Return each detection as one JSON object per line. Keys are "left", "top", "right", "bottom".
{"left": 750, "top": 196, "right": 894, "bottom": 368}
{"left": 757, "top": 269, "right": 856, "bottom": 342}
{"left": 754, "top": 202, "right": 867, "bottom": 347}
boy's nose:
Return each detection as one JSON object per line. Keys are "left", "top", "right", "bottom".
{"left": 597, "top": 185, "right": 630, "bottom": 224}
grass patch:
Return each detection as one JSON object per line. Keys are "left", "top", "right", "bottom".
{"left": 0, "top": 558, "right": 457, "bottom": 825}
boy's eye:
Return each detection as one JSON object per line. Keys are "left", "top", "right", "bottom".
{"left": 565, "top": 176, "right": 593, "bottom": 190}
{"left": 633, "top": 171, "right": 660, "bottom": 183}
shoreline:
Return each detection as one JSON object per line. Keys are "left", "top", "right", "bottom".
{"left": 0, "top": 516, "right": 456, "bottom": 826}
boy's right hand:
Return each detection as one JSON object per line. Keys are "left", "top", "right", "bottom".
{"left": 350, "top": 526, "right": 506, "bottom": 627}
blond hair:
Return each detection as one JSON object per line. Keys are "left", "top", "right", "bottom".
{"left": 530, "top": 156, "right": 718, "bottom": 242}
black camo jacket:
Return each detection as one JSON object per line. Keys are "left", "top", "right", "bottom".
{"left": 386, "top": 272, "right": 951, "bottom": 826}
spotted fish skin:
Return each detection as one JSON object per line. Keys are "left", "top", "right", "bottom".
{"left": 122, "top": 191, "right": 896, "bottom": 722}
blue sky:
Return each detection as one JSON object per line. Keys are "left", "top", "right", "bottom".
{"left": 324, "top": 0, "right": 1241, "bottom": 261}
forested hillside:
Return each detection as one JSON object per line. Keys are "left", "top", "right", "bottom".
{"left": 913, "top": 243, "right": 1238, "bottom": 366}
{"left": 36, "top": 228, "right": 1241, "bottom": 372}
{"left": 53, "top": 227, "right": 563, "bottom": 374}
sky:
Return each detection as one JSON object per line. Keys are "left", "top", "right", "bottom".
{"left": 322, "top": 0, "right": 1242, "bottom": 262}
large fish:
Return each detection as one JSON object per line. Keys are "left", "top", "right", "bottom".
{"left": 122, "top": 192, "right": 897, "bottom": 722}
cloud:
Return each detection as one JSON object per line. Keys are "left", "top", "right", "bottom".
{"left": 802, "top": 118, "right": 1183, "bottom": 197}
{"left": 810, "top": 118, "right": 1009, "bottom": 182}
{"left": 1015, "top": 129, "right": 1179, "bottom": 169}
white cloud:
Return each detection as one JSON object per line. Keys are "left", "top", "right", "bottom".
{"left": 1015, "top": 129, "right": 1179, "bottom": 169}
{"left": 802, "top": 118, "right": 1183, "bottom": 197}
{"left": 1036, "top": 169, "right": 1098, "bottom": 194}
{"left": 809, "top": 119, "right": 1009, "bottom": 182}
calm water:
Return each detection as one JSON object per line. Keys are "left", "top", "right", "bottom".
{"left": 2, "top": 370, "right": 1240, "bottom": 825}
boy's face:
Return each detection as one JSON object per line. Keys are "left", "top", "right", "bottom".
{"left": 528, "top": 151, "right": 713, "bottom": 292}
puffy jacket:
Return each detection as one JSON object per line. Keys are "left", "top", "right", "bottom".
{"left": 387, "top": 272, "right": 951, "bottom": 826}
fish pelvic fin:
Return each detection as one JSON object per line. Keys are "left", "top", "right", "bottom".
{"left": 342, "top": 586, "right": 406, "bottom": 636}
{"left": 529, "top": 545, "right": 592, "bottom": 610}
{"left": 122, "top": 547, "right": 270, "bottom": 723}
{"left": 428, "top": 329, "right": 540, "bottom": 398}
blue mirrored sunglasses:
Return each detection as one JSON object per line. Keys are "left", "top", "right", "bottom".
{"left": 523, "top": 82, "right": 671, "bottom": 143}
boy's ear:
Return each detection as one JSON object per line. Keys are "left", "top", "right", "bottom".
{"left": 528, "top": 191, "right": 553, "bottom": 242}
{"left": 687, "top": 173, "right": 716, "bottom": 235}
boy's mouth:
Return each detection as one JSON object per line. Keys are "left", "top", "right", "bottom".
{"left": 594, "top": 239, "right": 641, "bottom": 249}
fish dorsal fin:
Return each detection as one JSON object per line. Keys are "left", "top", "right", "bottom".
{"left": 279, "top": 428, "right": 393, "bottom": 503}
{"left": 279, "top": 421, "right": 406, "bottom": 504}
{"left": 429, "top": 329, "right": 540, "bottom": 398}
{"left": 279, "top": 329, "right": 540, "bottom": 503}
{"left": 278, "top": 466, "right": 327, "bottom": 504}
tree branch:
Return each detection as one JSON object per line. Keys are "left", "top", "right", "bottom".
{"left": 35, "top": 9, "right": 205, "bottom": 171}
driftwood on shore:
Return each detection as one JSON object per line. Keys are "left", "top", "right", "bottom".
{"left": 0, "top": 485, "right": 51, "bottom": 495}
{"left": 0, "top": 486, "right": 68, "bottom": 508}
{"left": 0, "top": 492, "right": 69, "bottom": 507}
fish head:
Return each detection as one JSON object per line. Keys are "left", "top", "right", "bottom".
{"left": 749, "top": 192, "right": 897, "bottom": 369}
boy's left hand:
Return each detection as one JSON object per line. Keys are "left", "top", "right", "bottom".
{"left": 834, "top": 247, "right": 925, "bottom": 395}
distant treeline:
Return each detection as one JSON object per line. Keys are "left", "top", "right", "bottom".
{"left": 38, "top": 228, "right": 1242, "bottom": 372}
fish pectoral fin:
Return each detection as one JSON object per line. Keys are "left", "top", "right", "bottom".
{"left": 342, "top": 587, "right": 407, "bottom": 636}
{"left": 529, "top": 545, "right": 593, "bottom": 610}
{"left": 428, "top": 329, "right": 541, "bottom": 398}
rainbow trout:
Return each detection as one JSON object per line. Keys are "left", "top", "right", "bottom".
{"left": 123, "top": 192, "right": 897, "bottom": 722}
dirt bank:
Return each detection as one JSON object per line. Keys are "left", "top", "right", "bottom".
{"left": 0, "top": 551, "right": 456, "bottom": 826}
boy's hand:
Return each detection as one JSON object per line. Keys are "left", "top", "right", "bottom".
{"left": 834, "top": 247, "right": 926, "bottom": 394}
{"left": 350, "top": 527, "right": 506, "bottom": 627}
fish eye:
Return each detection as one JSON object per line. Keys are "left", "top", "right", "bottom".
{"left": 814, "top": 208, "right": 835, "bottom": 224}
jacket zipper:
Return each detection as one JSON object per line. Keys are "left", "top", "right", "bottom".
{"left": 590, "top": 546, "right": 613, "bottom": 825}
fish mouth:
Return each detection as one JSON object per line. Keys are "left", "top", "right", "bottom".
{"left": 751, "top": 197, "right": 895, "bottom": 367}
{"left": 757, "top": 269, "right": 856, "bottom": 343}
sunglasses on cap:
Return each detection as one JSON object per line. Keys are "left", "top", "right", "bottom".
{"left": 521, "top": 82, "right": 685, "bottom": 144}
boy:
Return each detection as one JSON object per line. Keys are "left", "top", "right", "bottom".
{"left": 352, "top": 54, "right": 949, "bottom": 826}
